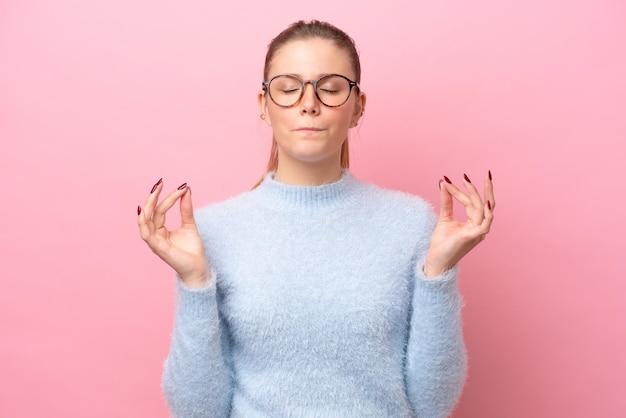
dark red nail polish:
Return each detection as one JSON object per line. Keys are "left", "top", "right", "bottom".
{"left": 444, "top": 176, "right": 452, "bottom": 184}
{"left": 151, "top": 178, "right": 163, "bottom": 193}
{"left": 487, "top": 201, "right": 491, "bottom": 210}
{"left": 137, "top": 205, "right": 142, "bottom": 215}
{"left": 489, "top": 170, "right": 492, "bottom": 181}
{"left": 177, "top": 182, "right": 187, "bottom": 190}
{"left": 464, "top": 173, "right": 471, "bottom": 183}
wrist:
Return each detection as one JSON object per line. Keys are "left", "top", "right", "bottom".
{"left": 423, "top": 265, "right": 443, "bottom": 278}
{"left": 423, "top": 258, "right": 451, "bottom": 278}
{"left": 179, "top": 271, "right": 210, "bottom": 289}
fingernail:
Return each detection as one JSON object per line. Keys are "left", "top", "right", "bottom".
{"left": 464, "top": 173, "right": 471, "bottom": 183}
{"left": 137, "top": 205, "right": 142, "bottom": 215}
{"left": 444, "top": 176, "right": 452, "bottom": 184}
{"left": 438, "top": 179, "right": 443, "bottom": 190}
{"left": 150, "top": 178, "right": 163, "bottom": 194}
{"left": 489, "top": 170, "right": 492, "bottom": 181}
{"left": 177, "top": 182, "right": 187, "bottom": 190}
{"left": 487, "top": 200, "right": 491, "bottom": 210}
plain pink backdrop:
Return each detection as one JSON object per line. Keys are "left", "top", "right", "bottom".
{"left": 1, "top": 0, "right": 624, "bottom": 417}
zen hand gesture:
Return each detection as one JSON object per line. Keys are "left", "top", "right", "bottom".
{"left": 424, "top": 172, "right": 495, "bottom": 277}
{"left": 137, "top": 179, "right": 210, "bottom": 289}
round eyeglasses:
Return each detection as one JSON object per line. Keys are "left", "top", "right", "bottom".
{"left": 262, "top": 74, "right": 359, "bottom": 108}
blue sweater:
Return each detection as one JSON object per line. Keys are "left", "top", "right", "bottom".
{"left": 162, "top": 171, "right": 467, "bottom": 418}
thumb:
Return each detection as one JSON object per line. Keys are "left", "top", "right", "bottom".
{"left": 439, "top": 180, "right": 454, "bottom": 221}
{"left": 179, "top": 186, "right": 196, "bottom": 227}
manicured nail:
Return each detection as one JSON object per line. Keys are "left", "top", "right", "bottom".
{"left": 177, "top": 182, "right": 187, "bottom": 190}
{"left": 464, "top": 173, "right": 471, "bottom": 183}
{"left": 443, "top": 175, "right": 452, "bottom": 184}
{"left": 150, "top": 178, "right": 163, "bottom": 193}
{"left": 487, "top": 201, "right": 491, "bottom": 210}
{"left": 438, "top": 179, "right": 443, "bottom": 190}
{"left": 137, "top": 205, "right": 142, "bottom": 215}
{"left": 489, "top": 170, "right": 492, "bottom": 181}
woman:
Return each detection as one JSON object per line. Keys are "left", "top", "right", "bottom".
{"left": 138, "top": 20, "right": 495, "bottom": 418}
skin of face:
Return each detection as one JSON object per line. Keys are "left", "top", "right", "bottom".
{"left": 258, "top": 38, "right": 366, "bottom": 184}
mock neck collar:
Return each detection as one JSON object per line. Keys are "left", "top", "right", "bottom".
{"left": 253, "top": 170, "right": 362, "bottom": 211}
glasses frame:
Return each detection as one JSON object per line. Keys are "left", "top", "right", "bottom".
{"left": 262, "top": 74, "right": 359, "bottom": 108}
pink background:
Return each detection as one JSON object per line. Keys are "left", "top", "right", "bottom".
{"left": 1, "top": 0, "right": 624, "bottom": 416}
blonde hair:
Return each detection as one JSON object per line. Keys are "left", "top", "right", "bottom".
{"left": 254, "top": 20, "right": 360, "bottom": 188}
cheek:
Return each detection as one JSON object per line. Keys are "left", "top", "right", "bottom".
{"left": 270, "top": 104, "right": 297, "bottom": 119}
{"left": 267, "top": 108, "right": 287, "bottom": 127}
{"left": 333, "top": 108, "right": 356, "bottom": 129}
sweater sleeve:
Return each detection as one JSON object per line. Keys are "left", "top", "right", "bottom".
{"left": 404, "top": 260, "right": 467, "bottom": 418}
{"left": 162, "top": 275, "right": 232, "bottom": 418}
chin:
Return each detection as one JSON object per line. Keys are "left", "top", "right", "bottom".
{"left": 282, "top": 149, "right": 341, "bottom": 166}
{"left": 288, "top": 144, "right": 341, "bottom": 161}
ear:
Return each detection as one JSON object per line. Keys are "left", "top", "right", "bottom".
{"left": 350, "top": 91, "right": 367, "bottom": 128}
{"left": 258, "top": 90, "right": 272, "bottom": 126}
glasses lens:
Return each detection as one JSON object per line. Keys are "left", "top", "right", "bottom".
{"left": 316, "top": 75, "right": 351, "bottom": 107}
{"left": 269, "top": 75, "right": 302, "bottom": 107}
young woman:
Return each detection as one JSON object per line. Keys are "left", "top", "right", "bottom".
{"left": 138, "top": 20, "right": 495, "bottom": 418}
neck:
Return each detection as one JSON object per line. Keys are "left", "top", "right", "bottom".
{"left": 274, "top": 157, "right": 343, "bottom": 186}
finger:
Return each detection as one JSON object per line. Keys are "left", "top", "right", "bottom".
{"left": 153, "top": 183, "right": 188, "bottom": 228}
{"left": 461, "top": 174, "right": 485, "bottom": 226}
{"left": 477, "top": 199, "right": 495, "bottom": 236}
{"left": 141, "top": 179, "right": 164, "bottom": 225}
{"left": 484, "top": 170, "right": 496, "bottom": 211}
{"left": 179, "top": 186, "right": 197, "bottom": 228}
{"left": 137, "top": 205, "right": 152, "bottom": 241}
{"left": 139, "top": 179, "right": 165, "bottom": 238}
{"left": 461, "top": 173, "right": 484, "bottom": 210}
{"left": 438, "top": 179, "right": 454, "bottom": 221}
{"left": 441, "top": 176, "right": 473, "bottom": 208}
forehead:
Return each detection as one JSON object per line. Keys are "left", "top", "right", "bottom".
{"left": 268, "top": 38, "right": 354, "bottom": 79}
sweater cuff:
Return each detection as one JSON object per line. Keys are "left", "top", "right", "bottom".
{"left": 175, "top": 271, "right": 217, "bottom": 319}
{"left": 413, "top": 258, "right": 462, "bottom": 306}
{"left": 414, "top": 257, "right": 459, "bottom": 284}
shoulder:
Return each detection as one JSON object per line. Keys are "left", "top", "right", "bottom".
{"left": 194, "top": 189, "right": 256, "bottom": 225}
{"left": 357, "top": 179, "right": 436, "bottom": 218}
{"left": 349, "top": 178, "right": 438, "bottom": 238}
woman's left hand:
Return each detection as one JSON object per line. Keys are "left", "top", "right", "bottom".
{"left": 423, "top": 172, "right": 495, "bottom": 277}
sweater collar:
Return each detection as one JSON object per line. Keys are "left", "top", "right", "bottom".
{"left": 253, "top": 169, "right": 361, "bottom": 210}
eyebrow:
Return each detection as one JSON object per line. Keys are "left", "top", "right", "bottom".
{"left": 281, "top": 73, "right": 335, "bottom": 79}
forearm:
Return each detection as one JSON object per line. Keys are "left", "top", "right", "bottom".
{"left": 162, "top": 277, "right": 232, "bottom": 418}
{"left": 405, "top": 261, "right": 467, "bottom": 418}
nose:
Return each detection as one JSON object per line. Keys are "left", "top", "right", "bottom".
{"left": 299, "top": 81, "right": 319, "bottom": 115}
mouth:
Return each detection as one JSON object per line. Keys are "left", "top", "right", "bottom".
{"left": 295, "top": 127, "right": 324, "bottom": 132}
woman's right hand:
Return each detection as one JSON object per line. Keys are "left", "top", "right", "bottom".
{"left": 137, "top": 179, "right": 210, "bottom": 289}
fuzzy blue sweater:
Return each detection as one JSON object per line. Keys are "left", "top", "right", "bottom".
{"left": 162, "top": 171, "right": 467, "bottom": 418}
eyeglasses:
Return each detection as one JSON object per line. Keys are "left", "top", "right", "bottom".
{"left": 262, "top": 74, "right": 359, "bottom": 108}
